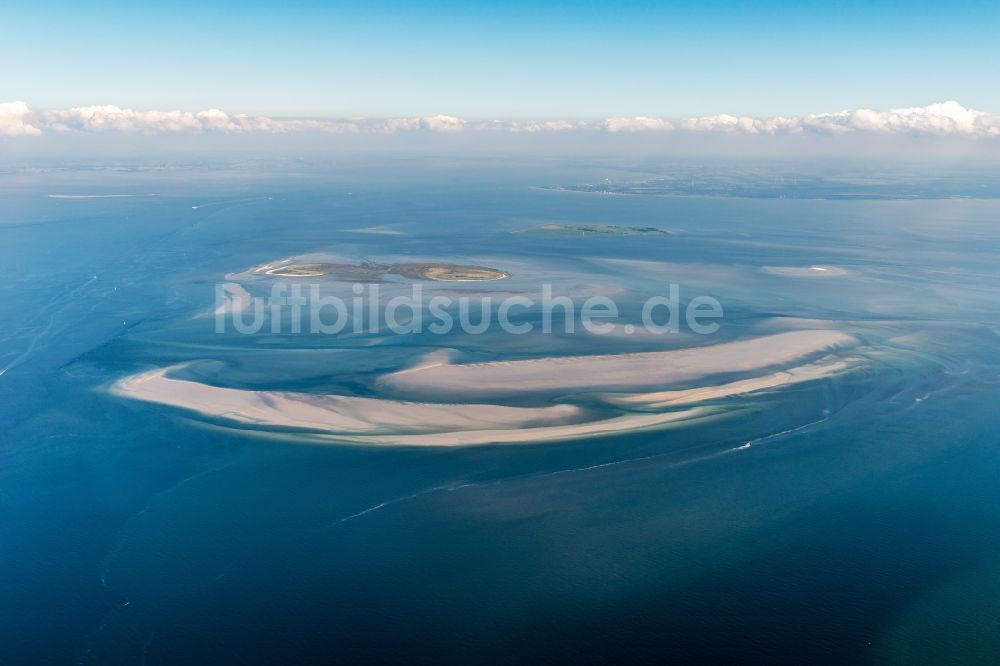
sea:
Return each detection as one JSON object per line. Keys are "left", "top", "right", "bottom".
{"left": 3, "top": 155, "right": 1000, "bottom": 664}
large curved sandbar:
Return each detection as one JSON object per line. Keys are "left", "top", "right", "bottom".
{"left": 112, "top": 366, "right": 583, "bottom": 435}
{"left": 110, "top": 366, "right": 715, "bottom": 446}
{"left": 110, "top": 333, "right": 861, "bottom": 447}
{"left": 380, "top": 330, "right": 855, "bottom": 399}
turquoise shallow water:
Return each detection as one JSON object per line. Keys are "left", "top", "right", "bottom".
{"left": 3, "top": 159, "right": 1000, "bottom": 664}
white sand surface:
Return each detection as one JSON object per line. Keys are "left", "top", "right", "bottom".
{"left": 111, "top": 365, "right": 715, "bottom": 446}
{"left": 111, "top": 330, "right": 858, "bottom": 446}
{"left": 331, "top": 408, "right": 712, "bottom": 446}
{"left": 595, "top": 357, "right": 850, "bottom": 408}
{"left": 112, "top": 366, "right": 584, "bottom": 435}
{"left": 380, "top": 330, "right": 855, "bottom": 398}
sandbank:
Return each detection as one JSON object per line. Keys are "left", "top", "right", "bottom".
{"left": 380, "top": 330, "right": 855, "bottom": 398}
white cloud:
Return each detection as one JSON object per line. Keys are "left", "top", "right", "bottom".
{"left": 505, "top": 120, "right": 583, "bottom": 133}
{"left": 377, "top": 117, "right": 423, "bottom": 132}
{"left": 420, "top": 114, "right": 465, "bottom": 132}
{"left": 680, "top": 114, "right": 802, "bottom": 134}
{"left": 3, "top": 100, "right": 1000, "bottom": 138}
{"left": 601, "top": 116, "right": 673, "bottom": 132}
{"left": 800, "top": 101, "right": 1000, "bottom": 136}
{"left": 41, "top": 105, "right": 206, "bottom": 133}
{"left": 35, "top": 104, "right": 364, "bottom": 135}
{"left": 0, "top": 101, "right": 42, "bottom": 136}
{"left": 370, "top": 115, "right": 466, "bottom": 132}
{"left": 681, "top": 114, "right": 747, "bottom": 133}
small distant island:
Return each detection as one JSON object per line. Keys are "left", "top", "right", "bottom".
{"left": 264, "top": 261, "right": 508, "bottom": 282}
{"left": 519, "top": 223, "right": 671, "bottom": 236}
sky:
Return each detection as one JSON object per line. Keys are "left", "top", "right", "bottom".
{"left": 4, "top": 0, "right": 1000, "bottom": 121}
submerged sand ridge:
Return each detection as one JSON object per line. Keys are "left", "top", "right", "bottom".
{"left": 110, "top": 330, "right": 860, "bottom": 447}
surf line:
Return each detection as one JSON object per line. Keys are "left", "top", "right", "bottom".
{"left": 313, "top": 481, "right": 500, "bottom": 531}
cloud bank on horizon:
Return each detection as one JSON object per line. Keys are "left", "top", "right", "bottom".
{"left": 2, "top": 100, "right": 999, "bottom": 139}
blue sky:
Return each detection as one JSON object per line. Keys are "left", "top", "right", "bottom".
{"left": 4, "top": 1, "right": 1000, "bottom": 119}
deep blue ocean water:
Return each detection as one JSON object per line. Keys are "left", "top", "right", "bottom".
{"left": 3, "top": 158, "right": 1000, "bottom": 664}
